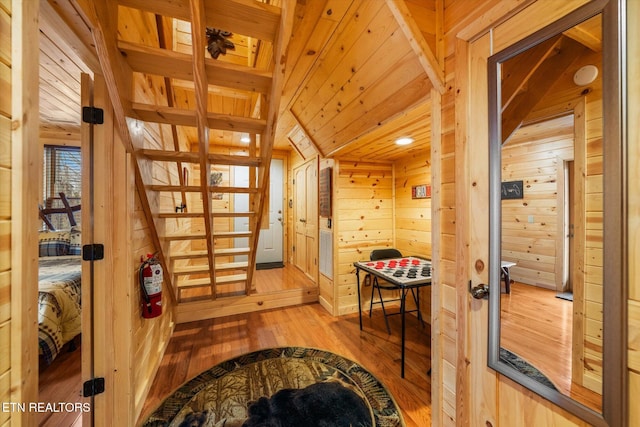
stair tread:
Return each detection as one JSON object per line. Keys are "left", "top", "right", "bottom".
{"left": 216, "top": 261, "right": 248, "bottom": 270}
{"left": 177, "top": 273, "right": 248, "bottom": 288}
{"left": 174, "top": 265, "right": 210, "bottom": 274}
{"left": 148, "top": 185, "right": 258, "bottom": 194}
{"left": 213, "top": 231, "right": 252, "bottom": 237}
{"left": 163, "top": 234, "right": 207, "bottom": 240}
{"left": 170, "top": 251, "right": 208, "bottom": 260}
{"left": 214, "top": 248, "right": 251, "bottom": 256}
{"left": 158, "top": 212, "right": 254, "bottom": 218}
{"left": 137, "top": 149, "right": 262, "bottom": 167}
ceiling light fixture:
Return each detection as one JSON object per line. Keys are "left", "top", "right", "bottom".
{"left": 395, "top": 137, "right": 414, "bottom": 146}
{"left": 573, "top": 64, "right": 598, "bottom": 86}
{"left": 240, "top": 135, "right": 251, "bottom": 143}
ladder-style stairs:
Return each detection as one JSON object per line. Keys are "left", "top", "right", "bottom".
{"left": 83, "top": 0, "right": 294, "bottom": 315}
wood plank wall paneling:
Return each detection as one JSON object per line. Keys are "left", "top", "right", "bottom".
{"left": 439, "top": 0, "right": 611, "bottom": 425}
{"left": 501, "top": 116, "right": 574, "bottom": 289}
{"left": 628, "top": 1, "right": 639, "bottom": 424}
{"left": 335, "top": 160, "right": 393, "bottom": 315}
{"left": 394, "top": 153, "right": 432, "bottom": 320}
{"left": 582, "top": 91, "right": 603, "bottom": 392}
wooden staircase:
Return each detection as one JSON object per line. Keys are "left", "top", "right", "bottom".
{"left": 80, "top": 0, "right": 294, "bottom": 312}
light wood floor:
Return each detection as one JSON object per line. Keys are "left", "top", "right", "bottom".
{"left": 38, "top": 264, "right": 430, "bottom": 426}
{"left": 38, "top": 340, "right": 83, "bottom": 427}
{"left": 500, "top": 281, "right": 601, "bottom": 412}
{"left": 139, "top": 302, "right": 432, "bottom": 426}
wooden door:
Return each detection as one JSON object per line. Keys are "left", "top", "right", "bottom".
{"left": 293, "top": 159, "right": 318, "bottom": 281}
{"left": 257, "top": 158, "right": 284, "bottom": 265}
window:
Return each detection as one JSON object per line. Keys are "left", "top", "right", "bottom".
{"left": 42, "top": 145, "right": 82, "bottom": 230}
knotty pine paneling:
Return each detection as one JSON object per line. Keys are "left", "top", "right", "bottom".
{"left": 501, "top": 115, "right": 574, "bottom": 289}
{"left": 394, "top": 152, "right": 432, "bottom": 320}
{"left": 0, "top": 5, "right": 10, "bottom": 425}
{"left": 335, "top": 160, "right": 393, "bottom": 315}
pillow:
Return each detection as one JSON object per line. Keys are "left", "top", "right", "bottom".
{"left": 38, "top": 230, "right": 71, "bottom": 257}
{"left": 69, "top": 227, "right": 82, "bottom": 256}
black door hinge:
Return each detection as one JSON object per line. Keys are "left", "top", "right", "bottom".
{"left": 82, "top": 106, "right": 104, "bottom": 124}
{"left": 82, "top": 244, "right": 104, "bottom": 261}
{"left": 83, "top": 377, "right": 105, "bottom": 397}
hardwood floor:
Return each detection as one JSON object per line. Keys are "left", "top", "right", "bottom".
{"left": 500, "top": 281, "right": 601, "bottom": 412}
{"left": 38, "top": 340, "right": 83, "bottom": 427}
{"left": 37, "top": 264, "right": 431, "bottom": 426}
{"left": 139, "top": 302, "right": 432, "bottom": 426}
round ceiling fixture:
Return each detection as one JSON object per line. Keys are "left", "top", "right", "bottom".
{"left": 240, "top": 135, "right": 251, "bottom": 143}
{"left": 395, "top": 137, "right": 414, "bottom": 146}
{"left": 573, "top": 65, "right": 598, "bottom": 86}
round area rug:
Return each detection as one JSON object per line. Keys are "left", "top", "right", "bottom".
{"left": 143, "top": 347, "right": 405, "bottom": 427}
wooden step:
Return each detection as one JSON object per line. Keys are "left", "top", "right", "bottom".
{"left": 216, "top": 273, "right": 247, "bottom": 285}
{"left": 163, "top": 233, "right": 207, "bottom": 241}
{"left": 132, "top": 103, "right": 267, "bottom": 134}
{"left": 148, "top": 185, "right": 258, "bottom": 194}
{"left": 216, "top": 261, "right": 248, "bottom": 271}
{"left": 176, "top": 273, "right": 247, "bottom": 289}
{"left": 170, "top": 251, "right": 208, "bottom": 260}
{"left": 174, "top": 265, "right": 211, "bottom": 275}
{"left": 137, "top": 149, "right": 262, "bottom": 167}
{"left": 159, "top": 212, "right": 253, "bottom": 218}
{"left": 117, "top": 0, "right": 281, "bottom": 42}
{"left": 176, "top": 277, "right": 210, "bottom": 289}
{"left": 211, "top": 212, "right": 255, "bottom": 218}
{"left": 214, "top": 248, "right": 250, "bottom": 257}
{"left": 147, "top": 185, "right": 203, "bottom": 192}
{"left": 118, "top": 40, "right": 273, "bottom": 93}
{"left": 157, "top": 212, "right": 204, "bottom": 218}
{"left": 213, "top": 231, "right": 252, "bottom": 239}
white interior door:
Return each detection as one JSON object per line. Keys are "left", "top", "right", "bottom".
{"left": 234, "top": 160, "right": 284, "bottom": 264}
{"left": 257, "top": 158, "right": 284, "bottom": 264}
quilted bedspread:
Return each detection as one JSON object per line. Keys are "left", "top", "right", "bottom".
{"left": 38, "top": 256, "right": 82, "bottom": 365}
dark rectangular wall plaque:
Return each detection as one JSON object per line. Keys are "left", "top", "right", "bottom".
{"left": 501, "top": 180, "right": 524, "bottom": 199}
{"left": 319, "top": 167, "right": 332, "bottom": 217}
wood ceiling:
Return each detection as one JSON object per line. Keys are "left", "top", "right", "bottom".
{"left": 37, "top": 0, "right": 600, "bottom": 162}
{"left": 38, "top": 0, "right": 439, "bottom": 161}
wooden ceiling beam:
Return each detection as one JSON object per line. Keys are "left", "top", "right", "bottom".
{"left": 131, "top": 102, "right": 267, "bottom": 133}
{"left": 118, "top": 40, "right": 273, "bottom": 93}
{"left": 501, "top": 35, "right": 562, "bottom": 112}
{"left": 118, "top": 0, "right": 280, "bottom": 41}
{"left": 502, "top": 39, "right": 585, "bottom": 144}
{"left": 385, "top": 0, "right": 445, "bottom": 94}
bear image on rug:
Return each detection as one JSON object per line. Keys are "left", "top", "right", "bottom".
{"left": 143, "top": 347, "right": 404, "bottom": 427}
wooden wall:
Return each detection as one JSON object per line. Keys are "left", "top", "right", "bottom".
{"left": 501, "top": 116, "right": 574, "bottom": 289}
{"left": 434, "top": 0, "right": 602, "bottom": 426}
{"left": 0, "top": 1, "right": 11, "bottom": 425}
{"left": 334, "top": 160, "right": 394, "bottom": 315}
{"left": 6, "top": 0, "right": 40, "bottom": 424}
{"left": 627, "top": 1, "right": 639, "bottom": 425}
{"left": 129, "top": 75, "right": 183, "bottom": 420}
{"left": 394, "top": 152, "right": 432, "bottom": 320}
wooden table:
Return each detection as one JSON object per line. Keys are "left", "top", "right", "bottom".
{"left": 354, "top": 256, "right": 432, "bottom": 378}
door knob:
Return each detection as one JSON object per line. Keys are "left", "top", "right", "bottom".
{"left": 469, "top": 280, "right": 489, "bottom": 299}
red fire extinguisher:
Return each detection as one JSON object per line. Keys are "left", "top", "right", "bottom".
{"left": 139, "top": 253, "right": 163, "bottom": 318}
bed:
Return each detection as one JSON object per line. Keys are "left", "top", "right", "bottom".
{"left": 38, "top": 228, "right": 83, "bottom": 365}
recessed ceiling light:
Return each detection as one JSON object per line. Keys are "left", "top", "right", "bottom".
{"left": 395, "top": 137, "right": 414, "bottom": 146}
{"left": 240, "top": 135, "right": 251, "bottom": 143}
